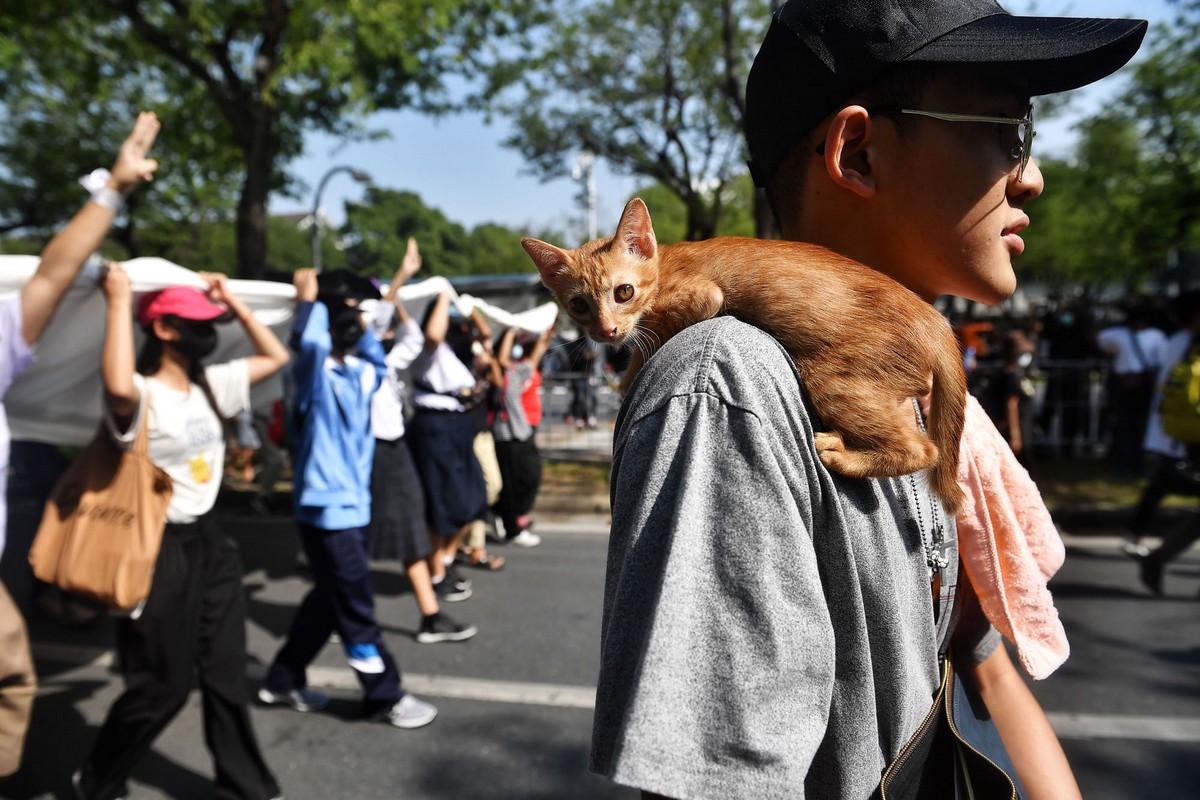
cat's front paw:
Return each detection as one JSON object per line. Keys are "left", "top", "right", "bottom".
{"left": 814, "top": 432, "right": 845, "bottom": 459}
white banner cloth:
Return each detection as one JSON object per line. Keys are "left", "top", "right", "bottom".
{"left": 0, "top": 257, "right": 556, "bottom": 446}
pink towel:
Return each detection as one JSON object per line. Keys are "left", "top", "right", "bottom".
{"left": 955, "top": 395, "right": 1069, "bottom": 680}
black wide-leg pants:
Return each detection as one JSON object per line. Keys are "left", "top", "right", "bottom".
{"left": 81, "top": 517, "right": 279, "bottom": 800}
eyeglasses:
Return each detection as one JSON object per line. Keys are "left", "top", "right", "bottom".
{"left": 870, "top": 105, "right": 1036, "bottom": 181}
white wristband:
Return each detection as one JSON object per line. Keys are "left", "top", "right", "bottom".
{"left": 80, "top": 168, "right": 124, "bottom": 212}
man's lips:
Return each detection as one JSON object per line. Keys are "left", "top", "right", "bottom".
{"left": 1002, "top": 217, "right": 1029, "bottom": 254}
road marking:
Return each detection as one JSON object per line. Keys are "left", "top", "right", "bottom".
{"left": 32, "top": 643, "right": 1200, "bottom": 741}
{"left": 1046, "top": 712, "right": 1200, "bottom": 743}
{"left": 306, "top": 666, "right": 597, "bottom": 709}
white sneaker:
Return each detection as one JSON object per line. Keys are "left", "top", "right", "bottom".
{"left": 509, "top": 530, "right": 542, "bottom": 548}
{"left": 385, "top": 694, "right": 438, "bottom": 729}
{"left": 1120, "top": 538, "right": 1150, "bottom": 558}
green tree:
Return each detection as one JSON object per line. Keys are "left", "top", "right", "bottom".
{"left": 481, "top": 0, "right": 774, "bottom": 241}
{"left": 629, "top": 175, "right": 756, "bottom": 244}
{"left": 340, "top": 188, "right": 546, "bottom": 278}
{"left": 1122, "top": 0, "right": 1200, "bottom": 255}
{"left": 1021, "top": 2, "right": 1200, "bottom": 291}
{"left": 1, "top": 0, "right": 540, "bottom": 277}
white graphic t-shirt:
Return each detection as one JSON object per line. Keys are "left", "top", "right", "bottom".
{"left": 107, "top": 360, "right": 250, "bottom": 524}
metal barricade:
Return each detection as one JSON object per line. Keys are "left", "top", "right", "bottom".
{"left": 534, "top": 371, "right": 619, "bottom": 461}
{"left": 533, "top": 358, "right": 1118, "bottom": 462}
{"left": 971, "top": 358, "right": 1113, "bottom": 456}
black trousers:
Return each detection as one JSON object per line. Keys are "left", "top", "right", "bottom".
{"left": 81, "top": 517, "right": 279, "bottom": 800}
{"left": 263, "top": 523, "right": 403, "bottom": 716}
{"left": 1131, "top": 449, "right": 1200, "bottom": 538}
{"left": 493, "top": 436, "right": 543, "bottom": 538}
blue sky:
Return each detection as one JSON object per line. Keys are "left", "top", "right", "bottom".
{"left": 270, "top": 0, "right": 1180, "bottom": 241}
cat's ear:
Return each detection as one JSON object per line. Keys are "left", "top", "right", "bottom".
{"left": 521, "top": 238, "right": 572, "bottom": 290}
{"left": 615, "top": 198, "right": 657, "bottom": 261}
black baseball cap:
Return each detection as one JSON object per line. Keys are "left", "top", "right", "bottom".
{"left": 745, "top": 0, "right": 1148, "bottom": 187}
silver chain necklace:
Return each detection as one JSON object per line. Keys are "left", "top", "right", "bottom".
{"left": 909, "top": 401, "right": 948, "bottom": 580}
{"left": 908, "top": 473, "right": 949, "bottom": 580}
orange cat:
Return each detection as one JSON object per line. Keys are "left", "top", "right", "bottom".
{"left": 522, "top": 197, "right": 967, "bottom": 515}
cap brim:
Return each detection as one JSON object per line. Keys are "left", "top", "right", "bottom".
{"left": 197, "top": 306, "right": 235, "bottom": 323}
{"left": 907, "top": 14, "right": 1148, "bottom": 95}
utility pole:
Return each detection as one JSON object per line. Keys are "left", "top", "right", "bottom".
{"left": 571, "top": 151, "right": 598, "bottom": 243}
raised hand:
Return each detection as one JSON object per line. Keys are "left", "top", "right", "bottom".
{"left": 294, "top": 268, "right": 318, "bottom": 303}
{"left": 198, "top": 271, "right": 237, "bottom": 308}
{"left": 110, "top": 112, "right": 161, "bottom": 193}
{"left": 100, "top": 261, "right": 131, "bottom": 301}
{"left": 397, "top": 237, "right": 422, "bottom": 284}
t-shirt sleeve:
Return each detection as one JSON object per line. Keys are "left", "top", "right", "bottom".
{"left": 592, "top": 389, "right": 835, "bottom": 798}
{"left": 0, "top": 295, "right": 35, "bottom": 395}
{"left": 953, "top": 574, "right": 1004, "bottom": 665}
{"left": 204, "top": 359, "right": 251, "bottom": 419}
{"left": 104, "top": 373, "right": 147, "bottom": 451}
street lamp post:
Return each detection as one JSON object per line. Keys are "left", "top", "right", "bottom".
{"left": 310, "top": 165, "right": 373, "bottom": 272}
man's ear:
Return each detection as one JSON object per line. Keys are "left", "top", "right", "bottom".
{"left": 821, "top": 107, "right": 877, "bottom": 199}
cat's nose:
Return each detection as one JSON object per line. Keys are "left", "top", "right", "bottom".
{"left": 602, "top": 326, "right": 618, "bottom": 340}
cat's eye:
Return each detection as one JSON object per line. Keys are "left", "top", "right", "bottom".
{"left": 614, "top": 284, "right": 634, "bottom": 303}
{"left": 568, "top": 298, "right": 590, "bottom": 315}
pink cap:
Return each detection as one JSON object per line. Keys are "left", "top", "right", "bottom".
{"left": 136, "top": 286, "right": 230, "bottom": 327}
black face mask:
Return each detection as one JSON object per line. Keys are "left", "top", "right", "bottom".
{"left": 330, "top": 309, "right": 365, "bottom": 352}
{"left": 171, "top": 321, "right": 218, "bottom": 361}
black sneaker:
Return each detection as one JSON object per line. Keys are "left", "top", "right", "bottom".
{"left": 415, "top": 612, "right": 478, "bottom": 644}
{"left": 73, "top": 769, "right": 129, "bottom": 800}
{"left": 257, "top": 685, "right": 330, "bottom": 712}
{"left": 446, "top": 563, "right": 472, "bottom": 592}
{"left": 434, "top": 578, "right": 472, "bottom": 603}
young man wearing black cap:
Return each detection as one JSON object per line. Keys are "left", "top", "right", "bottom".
{"left": 590, "top": 2, "right": 1146, "bottom": 798}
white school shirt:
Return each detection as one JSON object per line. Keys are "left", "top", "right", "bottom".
{"left": 411, "top": 343, "right": 476, "bottom": 412}
{"left": 107, "top": 361, "right": 250, "bottom": 524}
{"left": 1097, "top": 326, "right": 1168, "bottom": 374}
{"left": 0, "top": 297, "right": 34, "bottom": 560}
{"left": 367, "top": 303, "right": 425, "bottom": 441}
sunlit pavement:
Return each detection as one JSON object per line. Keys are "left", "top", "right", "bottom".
{"left": 2, "top": 514, "right": 1197, "bottom": 799}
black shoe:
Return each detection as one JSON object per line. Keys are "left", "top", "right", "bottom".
{"left": 73, "top": 769, "right": 129, "bottom": 800}
{"left": 415, "top": 612, "right": 478, "bottom": 644}
{"left": 446, "top": 563, "right": 472, "bottom": 592}
{"left": 1139, "top": 555, "right": 1164, "bottom": 597}
{"left": 434, "top": 579, "right": 472, "bottom": 603}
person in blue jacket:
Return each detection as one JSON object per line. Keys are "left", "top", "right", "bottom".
{"left": 258, "top": 268, "right": 437, "bottom": 730}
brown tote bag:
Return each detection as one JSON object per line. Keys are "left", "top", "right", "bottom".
{"left": 29, "top": 406, "right": 172, "bottom": 613}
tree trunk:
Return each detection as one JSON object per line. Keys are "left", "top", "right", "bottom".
{"left": 753, "top": 188, "right": 777, "bottom": 240}
{"left": 236, "top": 110, "right": 272, "bottom": 279}
{"left": 685, "top": 196, "right": 717, "bottom": 241}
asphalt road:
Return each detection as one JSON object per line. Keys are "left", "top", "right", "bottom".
{"left": 2, "top": 505, "right": 1197, "bottom": 799}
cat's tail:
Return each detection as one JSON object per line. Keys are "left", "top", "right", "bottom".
{"left": 927, "top": 331, "right": 968, "bottom": 517}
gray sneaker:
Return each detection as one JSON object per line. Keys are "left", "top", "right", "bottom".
{"left": 415, "top": 612, "right": 478, "bottom": 644}
{"left": 385, "top": 694, "right": 438, "bottom": 729}
{"left": 257, "top": 685, "right": 330, "bottom": 713}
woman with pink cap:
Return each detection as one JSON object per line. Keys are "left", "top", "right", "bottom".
{"left": 74, "top": 268, "right": 289, "bottom": 800}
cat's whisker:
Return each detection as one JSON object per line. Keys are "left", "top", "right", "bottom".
{"left": 631, "top": 327, "right": 657, "bottom": 362}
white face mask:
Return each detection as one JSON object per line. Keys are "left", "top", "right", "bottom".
{"left": 511, "top": 344, "right": 525, "bottom": 359}
{"left": 1017, "top": 352, "right": 1033, "bottom": 369}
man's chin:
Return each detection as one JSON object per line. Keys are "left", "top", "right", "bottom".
{"left": 963, "top": 271, "right": 1018, "bottom": 307}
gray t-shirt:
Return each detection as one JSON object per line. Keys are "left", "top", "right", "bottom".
{"left": 493, "top": 361, "right": 535, "bottom": 443}
{"left": 590, "top": 317, "right": 998, "bottom": 800}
